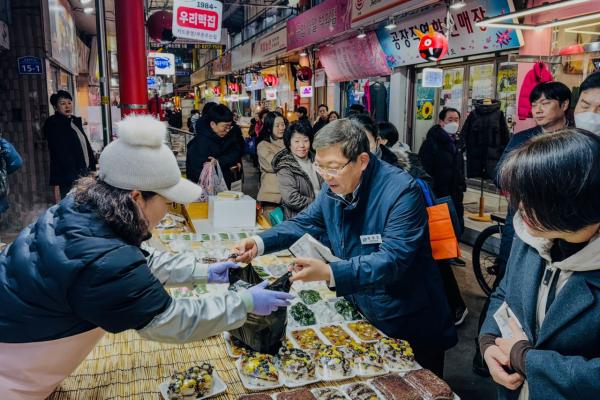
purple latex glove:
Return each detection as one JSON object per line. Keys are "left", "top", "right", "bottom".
{"left": 248, "top": 281, "right": 295, "bottom": 316}
{"left": 207, "top": 261, "right": 239, "bottom": 283}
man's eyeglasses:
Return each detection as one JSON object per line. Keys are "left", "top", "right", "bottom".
{"left": 313, "top": 159, "right": 352, "bottom": 177}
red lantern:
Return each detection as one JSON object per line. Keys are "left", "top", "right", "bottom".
{"left": 212, "top": 86, "right": 221, "bottom": 96}
{"left": 263, "top": 74, "right": 279, "bottom": 87}
{"left": 228, "top": 82, "right": 240, "bottom": 93}
{"left": 415, "top": 25, "right": 448, "bottom": 61}
{"left": 146, "top": 10, "right": 176, "bottom": 43}
{"left": 297, "top": 66, "right": 312, "bottom": 82}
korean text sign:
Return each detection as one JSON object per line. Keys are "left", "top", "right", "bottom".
{"left": 287, "top": 0, "right": 350, "bottom": 51}
{"left": 376, "top": 0, "right": 522, "bottom": 68}
{"left": 172, "top": 0, "right": 223, "bottom": 43}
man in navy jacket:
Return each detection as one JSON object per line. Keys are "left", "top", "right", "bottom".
{"left": 237, "top": 119, "right": 457, "bottom": 376}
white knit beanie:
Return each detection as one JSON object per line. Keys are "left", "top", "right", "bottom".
{"left": 98, "top": 114, "right": 202, "bottom": 203}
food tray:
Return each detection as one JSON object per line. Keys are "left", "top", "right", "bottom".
{"left": 340, "top": 381, "right": 384, "bottom": 400}
{"left": 319, "top": 325, "right": 357, "bottom": 348}
{"left": 222, "top": 332, "right": 248, "bottom": 358}
{"left": 314, "top": 346, "right": 356, "bottom": 382}
{"left": 311, "top": 387, "right": 352, "bottom": 400}
{"left": 158, "top": 370, "right": 227, "bottom": 400}
{"left": 287, "top": 327, "right": 332, "bottom": 351}
{"left": 236, "top": 357, "right": 283, "bottom": 391}
{"left": 344, "top": 321, "right": 386, "bottom": 343}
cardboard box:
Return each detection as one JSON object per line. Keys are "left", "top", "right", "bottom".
{"left": 209, "top": 195, "right": 256, "bottom": 228}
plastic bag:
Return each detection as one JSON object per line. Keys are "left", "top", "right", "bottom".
{"left": 198, "top": 161, "right": 228, "bottom": 201}
{"left": 228, "top": 267, "right": 291, "bottom": 355}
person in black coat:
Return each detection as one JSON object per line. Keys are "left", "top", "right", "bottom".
{"left": 419, "top": 107, "right": 468, "bottom": 325}
{"left": 43, "top": 90, "right": 96, "bottom": 201}
{"left": 186, "top": 104, "right": 243, "bottom": 189}
{"left": 313, "top": 104, "right": 329, "bottom": 133}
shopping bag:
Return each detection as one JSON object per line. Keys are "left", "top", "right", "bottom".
{"left": 269, "top": 207, "right": 285, "bottom": 226}
{"left": 198, "top": 161, "right": 229, "bottom": 201}
{"left": 213, "top": 161, "right": 228, "bottom": 193}
{"left": 416, "top": 179, "right": 461, "bottom": 261}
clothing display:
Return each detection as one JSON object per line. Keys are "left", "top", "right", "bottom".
{"left": 462, "top": 101, "right": 510, "bottom": 179}
{"left": 369, "top": 81, "right": 389, "bottom": 123}
{"left": 518, "top": 62, "right": 554, "bottom": 120}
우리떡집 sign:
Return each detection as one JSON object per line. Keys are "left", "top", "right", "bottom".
{"left": 17, "top": 56, "right": 43, "bottom": 74}
{"left": 172, "top": 0, "right": 222, "bottom": 43}
{"left": 376, "top": 0, "right": 522, "bottom": 68}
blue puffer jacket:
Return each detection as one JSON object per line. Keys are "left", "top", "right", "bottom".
{"left": 0, "top": 137, "right": 23, "bottom": 214}
{"left": 260, "top": 154, "right": 457, "bottom": 352}
{"left": 0, "top": 196, "right": 172, "bottom": 343}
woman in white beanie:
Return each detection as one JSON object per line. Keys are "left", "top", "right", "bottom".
{"left": 0, "top": 115, "right": 293, "bottom": 400}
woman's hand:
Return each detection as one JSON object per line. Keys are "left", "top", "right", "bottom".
{"left": 484, "top": 344, "right": 525, "bottom": 390}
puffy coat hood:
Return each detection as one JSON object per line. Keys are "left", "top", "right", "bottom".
{"left": 271, "top": 148, "right": 313, "bottom": 176}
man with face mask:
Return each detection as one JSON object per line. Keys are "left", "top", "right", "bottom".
{"left": 574, "top": 71, "right": 600, "bottom": 134}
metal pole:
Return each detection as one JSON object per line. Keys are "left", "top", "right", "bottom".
{"left": 95, "top": 0, "right": 112, "bottom": 146}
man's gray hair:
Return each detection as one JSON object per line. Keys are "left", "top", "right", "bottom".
{"left": 313, "top": 119, "right": 370, "bottom": 161}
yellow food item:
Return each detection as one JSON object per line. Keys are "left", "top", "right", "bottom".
{"left": 347, "top": 321, "right": 383, "bottom": 341}
{"left": 320, "top": 325, "right": 355, "bottom": 347}
{"left": 291, "top": 328, "right": 324, "bottom": 350}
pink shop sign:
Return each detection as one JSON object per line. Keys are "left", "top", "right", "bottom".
{"left": 318, "top": 32, "right": 392, "bottom": 83}
{"left": 286, "top": 0, "right": 351, "bottom": 52}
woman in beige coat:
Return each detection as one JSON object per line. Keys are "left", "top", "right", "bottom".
{"left": 257, "top": 112, "right": 286, "bottom": 217}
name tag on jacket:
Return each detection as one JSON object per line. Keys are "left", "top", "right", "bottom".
{"left": 360, "top": 234, "right": 382, "bottom": 245}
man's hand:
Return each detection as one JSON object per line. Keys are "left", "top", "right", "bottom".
{"left": 290, "top": 257, "right": 331, "bottom": 283}
{"left": 495, "top": 318, "right": 529, "bottom": 368}
{"left": 234, "top": 239, "right": 258, "bottom": 263}
{"left": 484, "top": 345, "right": 525, "bottom": 390}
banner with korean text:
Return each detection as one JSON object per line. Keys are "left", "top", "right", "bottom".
{"left": 172, "top": 0, "right": 223, "bottom": 43}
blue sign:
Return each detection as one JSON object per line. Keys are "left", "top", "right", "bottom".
{"left": 17, "top": 56, "right": 43, "bottom": 75}
{"left": 175, "top": 56, "right": 183, "bottom": 66}
{"left": 154, "top": 56, "right": 172, "bottom": 69}
{"left": 147, "top": 76, "right": 157, "bottom": 86}
{"left": 176, "top": 70, "right": 190, "bottom": 77}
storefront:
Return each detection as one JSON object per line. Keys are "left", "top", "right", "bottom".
{"left": 375, "top": 0, "right": 523, "bottom": 150}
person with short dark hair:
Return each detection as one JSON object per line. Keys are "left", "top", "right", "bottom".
{"left": 186, "top": 104, "right": 243, "bottom": 188}
{"left": 43, "top": 90, "right": 97, "bottom": 202}
{"left": 295, "top": 106, "right": 308, "bottom": 122}
{"left": 347, "top": 103, "right": 365, "bottom": 116}
{"left": 187, "top": 109, "right": 199, "bottom": 133}
{"left": 236, "top": 118, "right": 458, "bottom": 377}
{"left": 272, "top": 121, "right": 323, "bottom": 219}
{"left": 574, "top": 71, "right": 600, "bottom": 134}
{"left": 328, "top": 111, "right": 340, "bottom": 122}
{"left": 313, "top": 104, "right": 329, "bottom": 133}
{"left": 480, "top": 128, "right": 600, "bottom": 400}
{"left": 349, "top": 114, "right": 400, "bottom": 168}
{"left": 472, "top": 81, "right": 572, "bottom": 376}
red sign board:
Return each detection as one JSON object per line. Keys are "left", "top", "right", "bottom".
{"left": 172, "top": 0, "right": 222, "bottom": 43}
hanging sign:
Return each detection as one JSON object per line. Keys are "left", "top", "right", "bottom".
{"left": 314, "top": 69, "right": 326, "bottom": 87}
{"left": 17, "top": 56, "right": 43, "bottom": 75}
{"left": 230, "top": 94, "right": 240, "bottom": 102}
{"left": 351, "top": 0, "right": 416, "bottom": 28}
{"left": 376, "top": 0, "right": 522, "bottom": 68}
{"left": 287, "top": 0, "right": 351, "bottom": 51}
{"left": 299, "top": 86, "right": 313, "bottom": 98}
{"left": 0, "top": 20, "right": 9, "bottom": 50}
{"left": 148, "top": 52, "right": 175, "bottom": 76}
{"left": 172, "top": 0, "right": 222, "bottom": 43}
{"left": 422, "top": 68, "right": 444, "bottom": 87}
{"left": 253, "top": 28, "right": 287, "bottom": 64}
{"left": 265, "top": 89, "right": 277, "bottom": 100}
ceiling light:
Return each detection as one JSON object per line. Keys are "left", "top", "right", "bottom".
{"left": 83, "top": 6, "right": 94, "bottom": 14}
{"left": 299, "top": 49, "right": 308, "bottom": 57}
{"left": 384, "top": 18, "right": 397, "bottom": 30}
{"left": 449, "top": 0, "right": 466, "bottom": 9}
{"left": 81, "top": 0, "right": 92, "bottom": 4}
{"left": 357, "top": 29, "right": 366, "bottom": 39}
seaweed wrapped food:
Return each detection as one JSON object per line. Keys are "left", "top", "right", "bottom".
{"left": 298, "top": 289, "right": 322, "bottom": 305}
{"left": 334, "top": 299, "right": 361, "bottom": 320}
{"left": 290, "top": 302, "right": 317, "bottom": 326}
{"left": 342, "top": 342, "right": 386, "bottom": 375}
{"left": 166, "top": 363, "right": 214, "bottom": 399}
{"left": 315, "top": 345, "right": 353, "bottom": 379}
{"left": 276, "top": 346, "right": 316, "bottom": 382}
{"left": 239, "top": 352, "right": 279, "bottom": 385}
{"left": 375, "top": 338, "right": 415, "bottom": 370}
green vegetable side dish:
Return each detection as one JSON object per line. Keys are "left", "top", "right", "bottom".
{"left": 334, "top": 299, "right": 362, "bottom": 320}
{"left": 298, "top": 290, "right": 322, "bottom": 305}
{"left": 290, "top": 302, "right": 317, "bottom": 326}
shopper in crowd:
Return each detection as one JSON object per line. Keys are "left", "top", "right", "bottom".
{"left": 0, "top": 115, "right": 293, "bottom": 400}
{"left": 349, "top": 114, "right": 400, "bottom": 167}
{"left": 43, "top": 90, "right": 96, "bottom": 202}
{"left": 272, "top": 121, "right": 322, "bottom": 220}
{"left": 255, "top": 108, "right": 269, "bottom": 139}
{"left": 236, "top": 119, "right": 457, "bottom": 376}
{"left": 347, "top": 103, "right": 365, "bottom": 116}
{"left": 574, "top": 71, "right": 600, "bottom": 134}
{"left": 313, "top": 104, "right": 329, "bottom": 133}
{"left": 275, "top": 106, "right": 285, "bottom": 116}
{"left": 0, "top": 135, "right": 23, "bottom": 216}
{"left": 295, "top": 106, "right": 309, "bottom": 122}
{"left": 148, "top": 90, "right": 164, "bottom": 120}
{"left": 186, "top": 104, "right": 243, "bottom": 189}
{"left": 472, "top": 81, "right": 572, "bottom": 376}
{"left": 419, "top": 107, "right": 466, "bottom": 236}
{"left": 328, "top": 111, "right": 340, "bottom": 122}
{"left": 257, "top": 112, "right": 286, "bottom": 218}
{"left": 187, "top": 109, "right": 199, "bottom": 133}
{"left": 377, "top": 121, "right": 431, "bottom": 185}
{"left": 480, "top": 128, "right": 600, "bottom": 400}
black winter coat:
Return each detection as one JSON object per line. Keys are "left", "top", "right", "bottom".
{"left": 462, "top": 101, "right": 509, "bottom": 179}
{"left": 418, "top": 125, "right": 466, "bottom": 197}
{"left": 43, "top": 113, "right": 96, "bottom": 186}
{"left": 186, "top": 119, "right": 244, "bottom": 188}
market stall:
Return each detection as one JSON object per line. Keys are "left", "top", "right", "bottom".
{"left": 48, "top": 200, "right": 459, "bottom": 400}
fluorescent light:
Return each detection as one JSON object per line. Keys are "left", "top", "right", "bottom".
{"left": 83, "top": 6, "right": 94, "bottom": 14}
{"left": 480, "top": 22, "right": 539, "bottom": 30}
{"left": 299, "top": 49, "right": 308, "bottom": 56}
{"left": 538, "top": 13, "right": 600, "bottom": 29}
{"left": 450, "top": 0, "right": 466, "bottom": 9}
{"left": 357, "top": 29, "right": 366, "bottom": 39}
{"left": 478, "top": 0, "right": 593, "bottom": 25}
{"left": 384, "top": 18, "right": 397, "bottom": 30}
{"left": 565, "top": 20, "right": 600, "bottom": 33}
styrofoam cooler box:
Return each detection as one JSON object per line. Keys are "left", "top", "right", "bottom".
{"left": 208, "top": 195, "right": 256, "bottom": 228}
